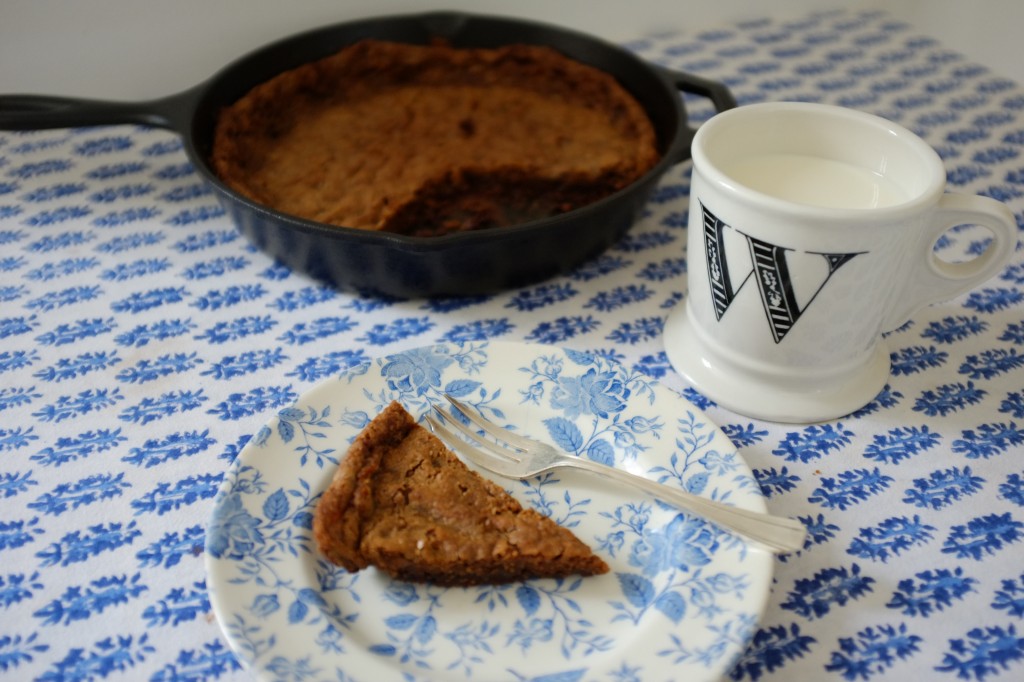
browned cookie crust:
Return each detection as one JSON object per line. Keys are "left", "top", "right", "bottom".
{"left": 313, "top": 401, "right": 609, "bottom": 586}
{"left": 211, "top": 40, "right": 659, "bottom": 236}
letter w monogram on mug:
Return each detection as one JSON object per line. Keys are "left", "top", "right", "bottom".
{"left": 700, "top": 201, "right": 863, "bottom": 344}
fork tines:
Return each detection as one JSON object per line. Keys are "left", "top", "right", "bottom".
{"left": 443, "top": 395, "right": 534, "bottom": 453}
{"left": 426, "top": 403, "right": 520, "bottom": 463}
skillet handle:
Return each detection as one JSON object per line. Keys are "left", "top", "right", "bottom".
{"left": 0, "top": 91, "right": 195, "bottom": 132}
{"left": 669, "top": 70, "right": 737, "bottom": 114}
{"left": 658, "top": 67, "right": 737, "bottom": 164}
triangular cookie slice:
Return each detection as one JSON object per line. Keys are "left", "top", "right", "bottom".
{"left": 313, "top": 401, "right": 609, "bottom": 586}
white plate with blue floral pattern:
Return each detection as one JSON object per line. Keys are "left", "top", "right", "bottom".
{"left": 205, "top": 341, "right": 773, "bottom": 681}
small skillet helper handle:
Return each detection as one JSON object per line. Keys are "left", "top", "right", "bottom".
{"left": 670, "top": 70, "right": 738, "bottom": 115}
{"left": 0, "top": 91, "right": 196, "bottom": 132}
{"left": 656, "top": 66, "right": 737, "bottom": 164}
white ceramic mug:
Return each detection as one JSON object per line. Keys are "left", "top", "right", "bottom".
{"left": 664, "top": 102, "right": 1017, "bottom": 423}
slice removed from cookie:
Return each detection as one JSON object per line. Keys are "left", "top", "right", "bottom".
{"left": 313, "top": 400, "right": 609, "bottom": 586}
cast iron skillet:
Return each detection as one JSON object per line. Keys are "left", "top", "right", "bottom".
{"left": 0, "top": 11, "right": 735, "bottom": 298}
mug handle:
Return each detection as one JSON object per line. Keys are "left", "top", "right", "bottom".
{"left": 883, "top": 193, "right": 1018, "bottom": 331}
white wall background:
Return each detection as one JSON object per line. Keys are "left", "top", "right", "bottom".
{"left": 1, "top": 1, "right": 1021, "bottom": 99}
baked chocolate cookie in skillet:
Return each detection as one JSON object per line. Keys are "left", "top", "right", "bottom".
{"left": 211, "top": 40, "right": 659, "bottom": 236}
{"left": 313, "top": 401, "right": 609, "bottom": 586}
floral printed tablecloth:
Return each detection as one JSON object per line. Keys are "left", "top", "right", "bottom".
{"left": 2, "top": 8, "right": 1023, "bottom": 682}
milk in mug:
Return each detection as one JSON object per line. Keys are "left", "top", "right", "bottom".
{"left": 722, "top": 152, "right": 909, "bottom": 209}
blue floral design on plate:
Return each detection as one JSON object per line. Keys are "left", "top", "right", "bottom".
{"left": 205, "top": 341, "right": 772, "bottom": 681}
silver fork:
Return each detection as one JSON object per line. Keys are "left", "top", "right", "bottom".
{"left": 426, "top": 394, "right": 806, "bottom": 554}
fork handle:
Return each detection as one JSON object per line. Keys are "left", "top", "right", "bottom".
{"left": 566, "top": 458, "right": 807, "bottom": 554}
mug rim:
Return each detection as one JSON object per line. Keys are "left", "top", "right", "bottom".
{"left": 692, "top": 101, "right": 946, "bottom": 219}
